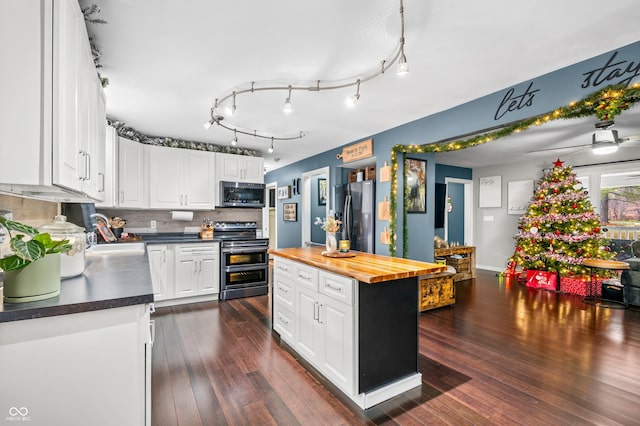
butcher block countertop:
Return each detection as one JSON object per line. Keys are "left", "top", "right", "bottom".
{"left": 269, "top": 247, "right": 447, "bottom": 284}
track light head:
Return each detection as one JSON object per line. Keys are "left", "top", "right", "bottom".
{"left": 225, "top": 92, "right": 237, "bottom": 115}
{"left": 397, "top": 58, "right": 409, "bottom": 75}
{"left": 283, "top": 86, "right": 293, "bottom": 114}
{"left": 268, "top": 138, "right": 274, "bottom": 153}
{"left": 203, "top": 120, "right": 212, "bottom": 130}
{"left": 231, "top": 129, "right": 238, "bottom": 146}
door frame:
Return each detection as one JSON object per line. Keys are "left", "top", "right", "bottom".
{"left": 264, "top": 181, "right": 277, "bottom": 248}
{"left": 444, "top": 178, "right": 473, "bottom": 246}
{"left": 301, "top": 167, "right": 330, "bottom": 247}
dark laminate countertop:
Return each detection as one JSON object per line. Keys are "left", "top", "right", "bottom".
{"left": 0, "top": 250, "right": 154, "bottom": 323}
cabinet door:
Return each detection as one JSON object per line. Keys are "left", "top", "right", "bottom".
{"left": 295, "top": 286, "right": 323, "bottom": 367}
{"left": 96, "top": 125, "right": 118, "bottom": 208}
{"left": 148, "top": 245, "right": 170, "bottom": 301}
{"left": 183, "top": 150, "right": 215, "bottom": 209}
{"left": 217, "top": 153, "right": 242, "bottom": 182}
{"left": 118, "top": 137, "right": 145, "bottom": 208}
{"left": 198, "top": 255, "right": 219, "bottom": 294}
{"left": 148, "top": 145, "right": 182, "bottom": 208}
{"left": 320, "top": 295, "right": 354, "bottom": 395}
{"left": 52, "top": 0, "right": 83, "bottom": 192}
{"left": 243, "top": 156, "right": 264, "bottom": 183}
{"left": 174, "top": 255, "right": 197, "bottom": 298}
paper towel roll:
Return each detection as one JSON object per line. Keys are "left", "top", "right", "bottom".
{"left": 171, "top": 211, "right": 194, "bottom": 221}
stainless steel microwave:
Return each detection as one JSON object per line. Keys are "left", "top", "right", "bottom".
{"left": 219, "top": 181, "right": 265, "bottom": 208}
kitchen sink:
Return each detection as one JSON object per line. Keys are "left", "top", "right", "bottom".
{"left": 87, "top": 242, "right": 145, "bottom": 255}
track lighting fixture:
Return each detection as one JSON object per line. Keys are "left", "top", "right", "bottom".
{"left": 203, "top": 119, "right": 213, "bottom": 130}
{"left": 268, "top": 138, "right": 274, "bottom": 153}
{"left": 206, "top": 0, "right": 407, "bottom": 143}
{"left": 345, "top": 79, "right": 361, "bottom": 108}
{"left": 231, "top": 129, "right": 238, "bottom": 146}
{"left": 283, "top": 86, "right": 293, "bottom": 114}
{"left": 396, "top": 2, "right": 408, "bottom": 75}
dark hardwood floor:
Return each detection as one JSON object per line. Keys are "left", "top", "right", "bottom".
{"left": 151, "top": 270, "right": 640, "bottom": 425}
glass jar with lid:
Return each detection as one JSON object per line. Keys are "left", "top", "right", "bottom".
{"left": 40, "top": 215, "right": 87, "bottom": 278}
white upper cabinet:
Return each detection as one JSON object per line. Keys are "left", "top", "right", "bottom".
{"left": 148, "top": 145, "right": 215, "bottom": 209}
{"left": 118, "top": 137, "right": 146, "bottom": 208}
{"left": 95, "top": 126, "right": 118, "bottom": 208}
{"left": 0, "top": 0, "right": 105, "bottom": 200}
{"left": 217, "top": 153, "right": 264, "bottom": 184}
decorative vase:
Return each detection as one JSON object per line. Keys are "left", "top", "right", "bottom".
{"left": 2, "top": 253, "right": 61, "bottom": 303}
{"left": 326, "top": 232, "right": 338, "bottom": 253}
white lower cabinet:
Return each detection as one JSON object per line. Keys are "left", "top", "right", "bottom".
{"left": 273, "top": 258, "right": 355, "bottom": 396}
{"left": 148, "top": 244, "right": 174, "bottom": 301}
{"left": 0, "top": 304, "right": 153, "bottom": 426}
{"left": 174, "top": 243, "right": 219, "bottom": 298}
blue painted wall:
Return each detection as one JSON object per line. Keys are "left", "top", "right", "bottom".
{"left": 266, "top": 40, "right": 640, "bottom": 261}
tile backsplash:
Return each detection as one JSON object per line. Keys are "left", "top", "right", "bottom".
{"left": 0, "top": 194, "right": 59, "bottom": 227}
{"left": 97, "top": 208, "right": 262, "bottom": 234}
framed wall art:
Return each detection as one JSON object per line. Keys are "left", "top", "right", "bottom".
{"left": 318, "top": 178, "right": 327, "bottom": 205}
{"left": 283, "top": 203, "right": 297, "bottom": 222}
{"left": 508, "top": 179, "right": 534, "bottom": 215}
{"left": 277, "top": 185, "right": 291, "bottom": 199}
{"left": 405, "top": 157, "right": 426, "bottom": 213}
{"left": 479, "top": 175, "right": 501, "bottom": 208}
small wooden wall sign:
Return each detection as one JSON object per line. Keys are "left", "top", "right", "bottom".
{"left": 336, "top": 138, "right": 373, "bottom": 163}
{"left": 380, "top": 227, "right": 391, "bottom": 245}
{"left": 379, "top": 161, "right": 391, "bottom": 182}
{"left": 378, "top": 196, "right": 390, "bottom": 221}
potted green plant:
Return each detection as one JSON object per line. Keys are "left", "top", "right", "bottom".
{"left": 0, "top": 216, "right": 71, "bottom": 303}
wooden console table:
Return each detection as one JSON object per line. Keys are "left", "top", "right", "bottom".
{"left": 434, "top": 246, "right": 476, "bottom": 282}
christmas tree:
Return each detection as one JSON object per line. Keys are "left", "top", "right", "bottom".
{"left": 510, "top": 159, "right": 614, "bottom": 277}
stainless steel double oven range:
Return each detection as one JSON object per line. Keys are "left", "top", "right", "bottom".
{"left": 215, "top": 222, "right": 269, "bottom": 301}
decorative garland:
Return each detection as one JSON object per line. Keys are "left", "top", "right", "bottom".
{"left": 108, "top": 119, "right": 258, "bottom": 156}
{"left": 388, "top": 83, "right": 640, "bottom": 257}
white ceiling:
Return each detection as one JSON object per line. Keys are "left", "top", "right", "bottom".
{"left": 80, "top": 0, "right": 640, "bottom": 172}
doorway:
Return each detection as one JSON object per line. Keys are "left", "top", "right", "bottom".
{"left": 301, "top": 167, "right": 330, "bottom": 247}
{"left": 263, "top": 182, "right": 277, "bottom": 249}
{"left": 444, "top": 178, "right": 473, "bottom": 246}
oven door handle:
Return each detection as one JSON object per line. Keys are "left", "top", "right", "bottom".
{"left": 222, "top": 247, "right": 268, "bottom": 254}
{"left": 223, "top": 264, "right": 268, "bottom": 273}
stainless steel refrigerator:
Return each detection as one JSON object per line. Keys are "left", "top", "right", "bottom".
{"left": 337, "top": 180, "right": 375, "bottom": 253}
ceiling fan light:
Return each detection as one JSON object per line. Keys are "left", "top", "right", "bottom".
{"left": 592, "top": 143, "right": 618, "bottom": 155}
{"left": 592, "top": 129, "right": 619, "bottom": 154}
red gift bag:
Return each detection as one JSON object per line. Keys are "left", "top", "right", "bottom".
{"left": 526, "top": 270, "right": 557, "bottom": 290}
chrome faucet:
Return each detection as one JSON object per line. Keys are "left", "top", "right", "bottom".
{"left": 90, "top": 212, "right": 110, "bottom": 228}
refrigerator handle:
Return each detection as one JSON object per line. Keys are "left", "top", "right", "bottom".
{"left": 344, "top": 194, "right": 352, "bottom": 241}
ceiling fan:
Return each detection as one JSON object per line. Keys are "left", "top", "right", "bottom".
{"left": 526, "top": 120, "right": 640, "bottom": 155}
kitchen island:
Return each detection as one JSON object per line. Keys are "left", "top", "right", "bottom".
{"left": 269, "top": 247, "right": 446, "bottom": 409}
{"left": 0, "top": 248, "right": 154, "bottom": 425}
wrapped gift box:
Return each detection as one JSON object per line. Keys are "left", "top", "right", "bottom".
{"left": 560, "top": 276, "right": 602, "bottom": 296}
{"left": 526, "top": 270, "right": 557, "bottom": 290}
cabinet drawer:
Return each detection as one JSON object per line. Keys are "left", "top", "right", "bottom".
{"left": 273, "top": 304, "right": 295, "bottom": 345}
{"left": 295, "top": 264, "right": 318, "bottom": 291}
{"left": 319, "top": 271, "right": 354, "bottom": 306}
{"left": 176, "top": 244, "right": 219, "bottom": 255}
{"left": 274, "top": 258, "right": 295, "bottom": 280}
{"left": 273, "top": 275, "right": 294, "bottom": 310}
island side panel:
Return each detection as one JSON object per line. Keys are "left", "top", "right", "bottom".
{"left": 358, "top": 277, "right": 418, "bottom": 393}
